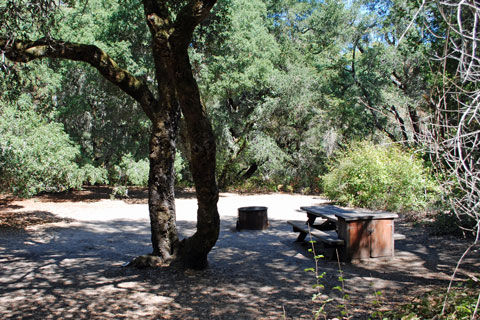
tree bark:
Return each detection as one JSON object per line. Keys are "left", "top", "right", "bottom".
{"left": 407, "top": 105, "right": 421, "bottom": 143}
{"left": 218, "top": 137, "right": 247, "bottom": 189}
{"left": 390, "top": 105, "right": 409, "bottom": 143}
{"left": 0, "top": 39, "right": 157, "bottom": 120}
{"left": 173, "top": 48, "right": 220, "bottom": 270}
{"left": 143, "top": 0, "right": 220, "bottom": 269}
{"left": 148, "top": 121, "right": 179, "bottom": 262}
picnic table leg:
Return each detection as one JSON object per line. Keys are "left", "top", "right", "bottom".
{"left": 296, "top": 231, "right": 307, "bottom": 242}
{"left": 306, "top": 213, "right": 317, "bottom": 227}
{"left": 317, "top": 220, "right": 337, "bottom": 231}
{"left": 292, "top": 225, "right": 309, "bottom": 241}
{"left": 295, "top": 214, "right": 317, "bottom": 242}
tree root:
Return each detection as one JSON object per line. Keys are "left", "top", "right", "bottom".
{"left": 124, "top": 254, "right": 166, "bottom": 269}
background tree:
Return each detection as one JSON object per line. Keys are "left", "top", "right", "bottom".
{"left": 55, "top": 0, "right": 153, "bottom": 174}
{"left": 195, "top": 0, "right": 359, "bottom": 191}
{"left": 0, "top": 100, "right": 84, "bottom": 197}
{"left": 192, "top": 0, "right": 283, "bottom": 188}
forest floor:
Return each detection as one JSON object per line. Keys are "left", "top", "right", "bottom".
{"left": 0, "top": 186, "right": 479, "bottom": 319}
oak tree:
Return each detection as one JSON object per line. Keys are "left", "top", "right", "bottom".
{"left": 1, "top": 0, "right": 220, "bottom": 270}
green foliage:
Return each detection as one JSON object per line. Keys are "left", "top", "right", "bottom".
{"left": 1, "top": 0, "right": 153, "bottom": 195}
{"left": 305, "top": 235, "right": 330, "bottom": 320}
{"left": 306, "top": 237, "right": 351, "bottom": 319}
{"left": 111, "top": 154, "right": 149, "bottom": 187}
{"left": 426, "top": 211, "right": 478, "bottom": 238}
{"left": 322, "top": 141, "right": 439, "bottom": 212}
{"left": 174, "top": 150, "right": 189, "bottom": 185}
{"left": 110, "top": 185, "right": 129, "bottom": 199}
{"left": 0, "top": 103, "right": 83, "bottom": 197}
{"left": 385, "top": 281, "right": 480, "bottom": 320}
{"left": 80, "top": 164, "right": 109, "bottom": 186}
{"left": 199, "top": 0, "right": 280, "bottom": 100}
{"left": 0, "top": 0, "right": 467, "bottom": 214}
{"left": 0, "top": 0, "right": 62, "bottom": 41}
{"left": 53, "top": 0, "right": 152, "bottom": 169}
{"left": 252, "top": 61, "right": 331, "bottom": 190}
{"left": 194, "top": 0, "right": 342, "bottom": 190}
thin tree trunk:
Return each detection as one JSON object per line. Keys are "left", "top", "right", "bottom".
{"left": 390, "top": 105, "right": 409, "bottom": 143}
{"left": 408, "top": 105, "right": 421, "bottom": 143}
{"left": 218, "top": 137, "right": 247, "bottom": 188}
{"left": 174, "top": 49, "right": 220, "bottom": 270}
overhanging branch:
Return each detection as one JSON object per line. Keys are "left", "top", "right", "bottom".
{"left": 172, "top": 0, "right": 217, "bottom": 49}
{"left": 1, "top": 38, "right": 157, "bottom": 120}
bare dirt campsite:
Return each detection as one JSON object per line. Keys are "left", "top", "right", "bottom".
{"left": 1, "top": 187, "right": 479, "bottom": 319}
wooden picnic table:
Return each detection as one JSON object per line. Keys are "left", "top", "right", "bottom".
{"left": 288, "top": 205, "right": 405, "bottom": 262}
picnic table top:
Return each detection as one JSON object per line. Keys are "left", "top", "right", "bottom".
{"left": 300, "top": 205, "right": 398, "bottom": 222}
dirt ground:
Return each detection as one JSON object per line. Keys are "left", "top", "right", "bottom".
{"left": 0, "top": 187, "right": 479, "bottom": 319}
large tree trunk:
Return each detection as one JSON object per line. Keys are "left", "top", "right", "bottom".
{"left": 148, "top": 121, "right": 179, "bottom": 262}
{"left": 143, "top": 0, "right": 220, "bottom": 269}
{"left": 179, "top": 123, "right": 220, "bottom": 269}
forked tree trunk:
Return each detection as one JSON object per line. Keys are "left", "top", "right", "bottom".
{"left": 144, "top": 0, "right": 220, "bottom": 269}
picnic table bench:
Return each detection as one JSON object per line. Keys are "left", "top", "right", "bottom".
{"left": 287, "top": 205, "right": 405, "bottom": 262}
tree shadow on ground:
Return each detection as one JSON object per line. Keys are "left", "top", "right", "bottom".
{"left": 0, "top": 211, "right": 74, "bottom": 229}
{"left": 0, "top": 196, "right": 24, "bottom": 210}
{"left": 0, "top": 216, "right": 315, "bottom": 319}
{"left": 29, "top": 186, "right": 199, "bottom": 205}
{"left": 0, "top": 214, "right": 478, "bottom": 319}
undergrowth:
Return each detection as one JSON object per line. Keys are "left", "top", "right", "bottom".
{"left": 385, "top": 280, "right": 480, "bottom": 319}
{"left": 299, "top": 227, "right": 479, "bottom": 319}
{"left": 303, "top": 225, "right": 351, "bottom": 319}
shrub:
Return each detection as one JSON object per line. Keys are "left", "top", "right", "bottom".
{"left": 427, "top": 211, "right": 478, "bottom": 237}
{"left": 110, "top": 185, "right": 129, "bottom": 199}
{"left": 322, "top": 141, "right": 439, "bottom": 212}
{"left": 0, "top": 104, "right": 83, "bottom": 197}
{"left": 174, "top": 150, "right": 190, "bottom": 185}
{"left": 81, "top": 164, "right": 109, "bottom": 186}
{"left": 111, "top": 153, "right": 149, "bottom": 187}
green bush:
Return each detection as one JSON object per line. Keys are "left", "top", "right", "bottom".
{"left": 322, "top": 141, "right": 439, "bottom": 212}
{"left": 81, "top": 164, "right": 109, "bottom": 186}
{"left": 111, "top": 153, "right": 149, "bottom": 187}
{"left": 174, "top": 150, "right": 190, "bottom": 185}
{"left": 0, "top": 103, "right": 83, "bottom": 197}
{"left": 427, "top": 211, "right": 478, "bottom": 237}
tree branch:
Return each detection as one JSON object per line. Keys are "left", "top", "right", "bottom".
{"left": 390, "top": 72, "right": 406, "bottom": 90}
{"left": 390, "top": 104, "right": 409, "bottom": 143}
{"left": 142, "top": 0, "right": 172, "bottom": 37}
{"left": 171, "top": 0, "right": 217, "bottom": 49}
{"left": 1, "top": 38, "right": 157, "bottom": 120}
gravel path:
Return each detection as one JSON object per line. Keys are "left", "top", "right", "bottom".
{"left": 0, "top": 187, "right": 478, "bottom": 319}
